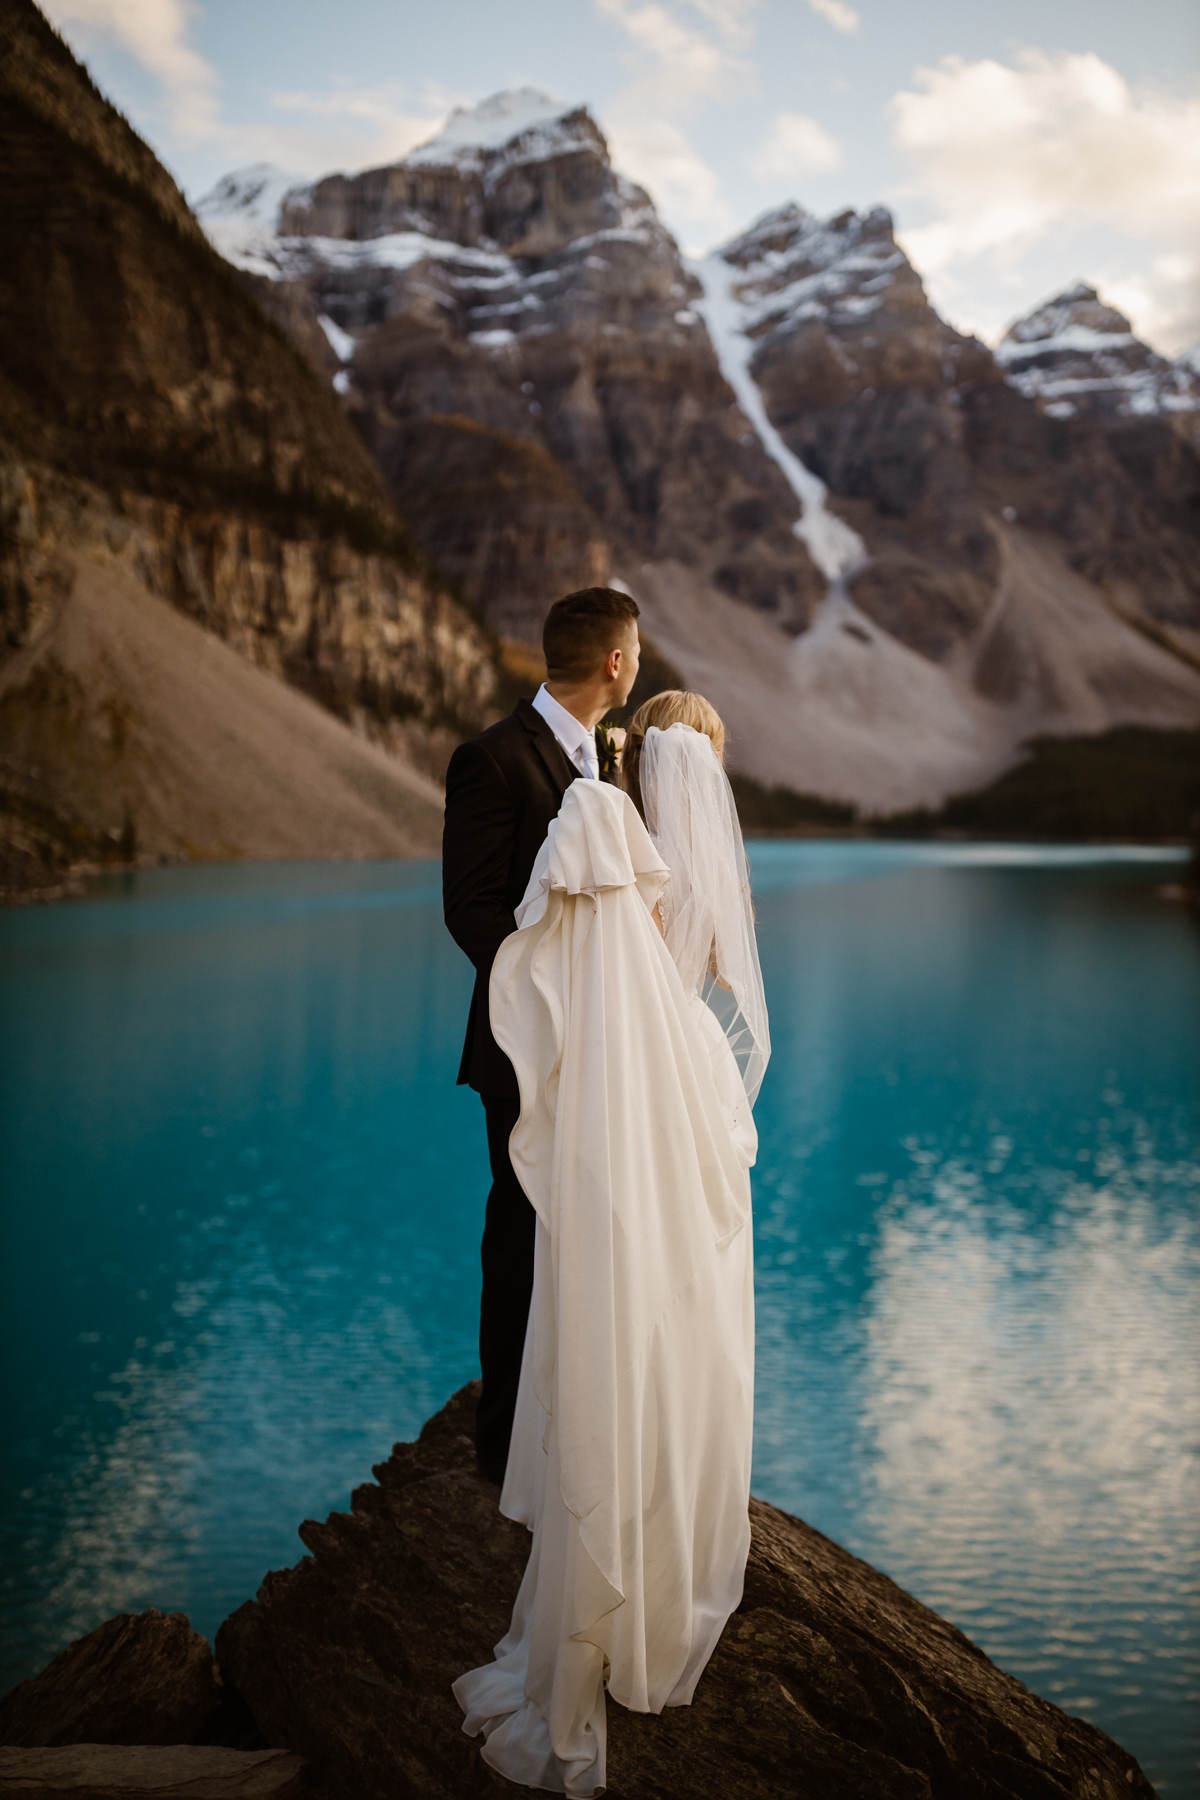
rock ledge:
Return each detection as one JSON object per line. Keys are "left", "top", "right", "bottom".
{"left": 1, "top": 1382, "right": 1157, "bottom": 1799}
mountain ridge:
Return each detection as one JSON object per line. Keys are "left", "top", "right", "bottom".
{"left": 191, "top": 85, "right": 1200, "bottom": 812}
{"left": 4, "top": 36, "right": 1198, "bottom": 868}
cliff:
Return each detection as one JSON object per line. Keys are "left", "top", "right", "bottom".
{"left": 0, "top": 1383, "right": 1156, "bottom": 1799}
{"left": 0, "top": 0, "right": 499, "bottom": 900}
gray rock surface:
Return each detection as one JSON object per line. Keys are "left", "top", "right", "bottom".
{"left": 0, "top": 1744, "right": 308, "bottom": 1799}
{"left": 0, "top": 1613, "right": 228, "bottom": 1751}
{"left": 995, "top": 282, "right": 1200, "bottom": 424}
{"left": 211, "top": 1381, "right": 1155, "bottom": 1800}
{"left": 0, "top": 1383, "right": 1159, "bottom": 1798}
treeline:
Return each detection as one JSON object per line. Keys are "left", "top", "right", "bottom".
{"left": 873, "top": 725, "right": 1200, "bottom": 843}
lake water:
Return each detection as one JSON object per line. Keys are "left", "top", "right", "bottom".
{"left": 1, "top": 841, "right": 1197, "bottom": 1794}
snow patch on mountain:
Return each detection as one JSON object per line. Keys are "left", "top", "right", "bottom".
{"left": 995, "top": 283, "right": 1199, "bottom": 419}
{"left": 317, "top": 314, "right": 355, "bottom": 363}
{"left": 195, "top": 90, "right": 657, "bottom": 291}
{"left": 285, "top": 231, "right": 512, "bottom": 279}
{"left": 995, "top": 324, "right": 1137, "bottom": 363}
{"left": 689, "top": 248, "right": 867, "bottom": 586}
{"left": 713, "top": 202, "right": 906, "bottom": 338}
{"left": 405, "top": 88, "right": 582, "bottom": 168}
{"left": 194, "top": 164, "right": 311, "bottom": 279}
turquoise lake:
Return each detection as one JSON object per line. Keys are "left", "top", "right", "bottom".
{"left": 1, "top": 840, "right": 1197, "bottom": 1794}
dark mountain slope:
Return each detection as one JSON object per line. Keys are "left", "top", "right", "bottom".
{"left": 0, "top": 0, "right": 499, "bottom": 898}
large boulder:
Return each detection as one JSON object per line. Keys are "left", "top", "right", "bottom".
{"left": 207, "top": 1380, "right": 1153, "bottom": 1799}
{"left": 0, "top": 1611, "right": 242, "bottom": 1751}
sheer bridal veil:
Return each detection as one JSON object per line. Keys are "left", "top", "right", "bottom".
{"left": 638, "top": 722, "right": 771, "bottom": 1109}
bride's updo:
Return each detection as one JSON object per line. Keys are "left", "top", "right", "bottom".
{"left": 621, "top": 689, "right": 726, "bottom": 820}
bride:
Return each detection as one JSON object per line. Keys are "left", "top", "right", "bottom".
{"left": 451, "top": 689, "right": 770, "bottom": 1796}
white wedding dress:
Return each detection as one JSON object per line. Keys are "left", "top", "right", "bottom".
{"left": 451, "top": 727, "right": 769, "bottom": 1797}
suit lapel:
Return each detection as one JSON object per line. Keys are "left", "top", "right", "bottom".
{"left": 516, "top": 698, "right": 579, "bottom": 795}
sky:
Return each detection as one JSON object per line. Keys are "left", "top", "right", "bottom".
{"left": 40, "top": 0, "right": 1200, "bottom": 354}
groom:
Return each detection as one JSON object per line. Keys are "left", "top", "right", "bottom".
{"left": 443, "top": 587, "right": 641, "bottom": 1482}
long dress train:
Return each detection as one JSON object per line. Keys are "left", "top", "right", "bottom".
{"left": 451, "top": 777, "right": 757, "bottom": 1796}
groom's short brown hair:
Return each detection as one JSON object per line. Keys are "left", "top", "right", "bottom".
{"left": 543, "top": 587, "right": 640, "bottom": 682}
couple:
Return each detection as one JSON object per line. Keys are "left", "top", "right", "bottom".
{"left": 441, "top": 587, "right": 770, "bottom": 1796}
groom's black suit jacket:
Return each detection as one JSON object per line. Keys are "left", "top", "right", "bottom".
{"left": 443, "top": 698, "right": 618, "bottom": 1099}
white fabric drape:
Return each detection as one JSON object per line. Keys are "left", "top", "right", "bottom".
{"left": 451, "top": 779, "right": 758, "bottom": 1796}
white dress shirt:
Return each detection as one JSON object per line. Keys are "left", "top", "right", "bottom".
{"left": 531, "top": 682, "right": 599, "bottom": 779}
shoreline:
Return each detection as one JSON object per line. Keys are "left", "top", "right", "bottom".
{"left": 4, "top": 830, "right": 1195, "bottom": 911}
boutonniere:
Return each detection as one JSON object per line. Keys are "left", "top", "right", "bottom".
{"left": 595, "top": 724, "right": 626, "bottom": 780}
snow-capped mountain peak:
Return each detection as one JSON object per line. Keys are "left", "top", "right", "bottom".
{"left": 405, "top": 88, "right": 597, "bottom": 170}
{"left": 996, "top": 282, "right": 1135, "bottom": 357}
{"left": 995, "top": 282, "right": 1199, "bottom": 420}
{"left": 709, "top": 199, "right": 911, "bottom": 341}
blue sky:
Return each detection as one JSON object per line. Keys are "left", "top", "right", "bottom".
{"left": 42, "top": 0, "right": 1200, "bottom": 352}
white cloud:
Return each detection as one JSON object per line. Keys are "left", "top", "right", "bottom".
{"left": 41, "top": 0, "right": 219, "bottom": 139}
{"left": 606, "top": 115, "right": 735, "bottom": 244}
{"left": 594, "top": 0, "right": 747, "bottom": 246}
{"left": 887, "top": 49, "right": 1200, "bottom": 271}
{"left": 807, "top": 0, "right": 860, "bottom": 34}
{"left": 40, "top": 2, "right": 467, "bottom": 182}
{"left": 681, "top": 0, "right": 761, "bottom": 35}
{"left": 885, "top": 49, "right": 1200, "bottom": 354}
{"left": 595, "top": 0, "right": 728, "bottom": 104}
{"left": 262, "top": 80, "right": 462, "bottom": 172}
{"left": 1099, "top": 250, "right": 1200, "bottom": 358}
{"left": 749, "top": 111, "right": 842, "bottom": 179}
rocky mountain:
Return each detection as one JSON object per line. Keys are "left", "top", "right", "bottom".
{"left": 0, "top": 0, "right": 499, "bottom": 899}
{"left": 996, "top": 281, "right": 1200, "bottom": 423}
{"left": 198, "top": 91, "right": 1200, "bottom": 815}
{"left": 197, "top": 92, "right": 831, "bottom": 642}
{"left": 3, "top": 11, "right": 1196, "bottom": 851}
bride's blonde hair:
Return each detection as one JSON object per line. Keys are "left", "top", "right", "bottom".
{"left": 621, "top": 689, "right": 726, "bottom": 820}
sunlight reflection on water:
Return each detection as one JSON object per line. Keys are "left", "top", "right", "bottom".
{"left": 752, "top": 1098, "right": 1200, "bottom": 1792}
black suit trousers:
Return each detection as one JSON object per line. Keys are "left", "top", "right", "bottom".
{"left": 475, "top": 1092, "right": 536, "bottom": 1478}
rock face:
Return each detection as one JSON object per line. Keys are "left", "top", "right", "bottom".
{"left": 198, "top": 91, "right": 827, "bottom": 641}
{"left": 979, "top": 284, "right": 1200, "bottom": 639}
{"left": 699, "top": 209, "right": 1200, "bottom": 653}
{"left": 0, "top": 1383, "right": 1157, "bottom": 1799}
{"left": 696, "top": 201, "right": 1002, "bottom": 651}
{"left": 0, "top": 474, "right": 462, "bottom": 902}
{"left": 198, "top": 90, "right": 1200, "bottom": 815}
{"left": 0, "top": 1745, "right": 311, "bottom": 1798}
{"left": 0, "top": 1610, "right": 234, "bottom": 1749}
{"left": 0, "top": 0, "right": 499, "bottom": 897}
{"left": 996, "top": 281, "right": 1200, "bottom": 424}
